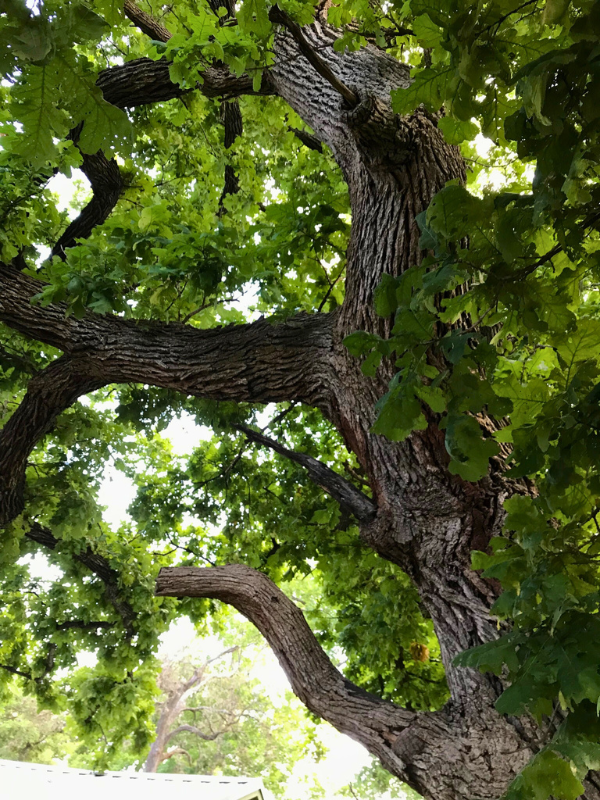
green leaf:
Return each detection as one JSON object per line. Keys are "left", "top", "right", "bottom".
{"left": 412, "top": 14, "right": 443, "bottom": 48}
{"left": 445, "top": 415, "right": 499, "bottom": 481}
{"left": 374, "top": 273, "right": 398, "bottom": 317}
{"left": 505, "top": 750, "right": 584, "bottom": 800}
{"left": 391, "top": 68, "right": 454, "bottom": 116}
{"left": 437, "top": 116, "right": 478, "bottom": 145}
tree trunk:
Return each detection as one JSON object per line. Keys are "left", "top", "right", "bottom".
{"left": 3, "top": 7, "right": 600, "bottom": 799}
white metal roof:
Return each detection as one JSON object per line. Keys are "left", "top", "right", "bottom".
{"left": 0, "top": 759, "right": 265, "bottom": 800}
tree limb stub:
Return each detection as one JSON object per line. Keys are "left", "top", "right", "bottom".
{"left": 155, "top": 564, "right": 416, "bottom": 776}
{"left": 289, "top": 126, "right": 323, "bottom": 152}
{"left": 235, "top": 423, "right": 376, "bottom": 523}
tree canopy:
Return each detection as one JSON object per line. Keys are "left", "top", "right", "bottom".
{"left": 2, "top": 0, "right": 600, "bottom": 798}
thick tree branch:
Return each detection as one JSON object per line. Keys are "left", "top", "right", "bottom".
{"left": 155, "top": 564, "right": 417, "bottom": 777}
{"left": 269, "top": 6, "right": 358, "bottom": 107}
{"left": 96, "top": 57, "right": 275, "bottom": 110}
{"left": 0, "top": 265, "right": 333, "bottom": 526}
{"left": 123, "top": 0, "right": 171, "bottom": 43}
{"left": 235, "top": 423, "right": 376, "bottom": 522}
{"left": 0, "top": 265, "right": 333, "bottom": 408}
{"left": 0, "top": 356, "right": 103, "bottom": 525}
{"left": 51, "top": 150, "right": 124, "bottom": 258}
{"left": 25, "top": 522, "right": 136, "bottom": 637}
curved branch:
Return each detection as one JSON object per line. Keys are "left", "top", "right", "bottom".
{"left": 0, "top": 356, "right": 103, "bottom": 525}
{"left": 159, "top": 746, "right": 192, "bottom": 765}
{"left": 165, "top": 724, "right": 223, "bottom": 743}
{"left": 0, "top": 265, "right": 334, "bottom": 526}
{"left": 51, "top": 151, "right": 124, "bottom": 258}
{"left": 155, "top": 564, "right": 416, "bottom": 776}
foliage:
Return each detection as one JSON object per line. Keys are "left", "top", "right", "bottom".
{"left": 143, "top": 633, "right": 326, "bottom": 797}
{"left": 333, "top": 0, "right": 600, "bottom": 797}
{"left": 338, "top": 759, "right": 422, "bottom": 800}
{"left": 0, "top": 682, "right": 70, "bottom": 763}
{"left": 0, "top": 634, "right": 326, "bottom": 800}
{"left": 3, "top": 0, "right": 600, "bottom": 797}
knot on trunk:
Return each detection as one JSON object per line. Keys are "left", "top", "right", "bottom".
{"left": 342, "top": 93, "right": 415, "bottom": 167}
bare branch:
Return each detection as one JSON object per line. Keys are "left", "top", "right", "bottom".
{"left": 235, "top": 423, "right": 376, "bottom": 522}
{"left": 165, "top": 724, "right": 223, "bottom": 742}
{"left": 155, "top": 564, "right": 416, "bottom": 777}
{"left": 158, "top": 746, "right": 192, "bottom": 765}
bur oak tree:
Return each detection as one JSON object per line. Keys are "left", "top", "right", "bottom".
{"left": 2, "top": 0, "right": 600, "bottom": 798}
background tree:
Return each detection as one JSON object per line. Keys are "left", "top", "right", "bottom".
{"left": 2, "top": 1, "right": 600, "bottom": 799}
{"left": 142, "top": 635, "right": 326, "bottom": 797}
{"left": 0, "top": 631, "right": 327, "bottom": 799}
{"left": 0, "top": 683, "right": 69, "bottom": 763}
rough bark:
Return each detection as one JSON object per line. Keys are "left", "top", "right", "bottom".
{"left": 96, "top": 57, "right": 274, "bottom": 111}
{"left": 51, "top": 150, "right": 124, "bottom": 258}
{"left": 1, "top": 8, "right": 598, "bottom": 799}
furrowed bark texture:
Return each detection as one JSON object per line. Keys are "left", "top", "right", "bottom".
{"left": 2, "top": 10, "right": 599, "bottom": 800}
